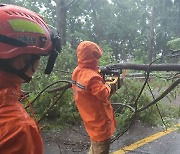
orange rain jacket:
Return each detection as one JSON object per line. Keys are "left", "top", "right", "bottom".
{"left": 72, "top": 41, "right": 116, "bottom": 142}
{"left": 0, "top": 71, "right": 43, "bottom": 154}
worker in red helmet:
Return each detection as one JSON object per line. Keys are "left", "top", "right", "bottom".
{"left": 72, "top": 41, "right": 119, "bottom": 154}
{"left": 0, "top": 4, "right": 61, "bottom": 154}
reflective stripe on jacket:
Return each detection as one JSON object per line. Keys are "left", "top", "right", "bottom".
{"left": 0, "top": 71, "right": 43, "bottom": 154}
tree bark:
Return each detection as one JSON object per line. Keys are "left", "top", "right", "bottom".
{"left": 137, "top": 77, "right": 180, "bottom": 112}
{"left": 176, "top": 0, "right": 180, "bottom": 36}
{"left": 55, "top": 0, "right": 67, "bottom": 46}
{"left": 55, "top": 0, "right": 76, "bottom": 46}
{"left": 103, "top": 63, "right": 180, "bottom": 72}
{"left": 90, "top": 0, "right": 104, "bottom": 42}
{"left": 148, "top": 0, "right": 156, "bottom": 63}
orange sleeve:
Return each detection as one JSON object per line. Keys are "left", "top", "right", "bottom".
{"left": 88, "top": 76, "right": 111, "bottom": 101}
{"left": 0, "top": 124, "right": 43, "bottom": 154}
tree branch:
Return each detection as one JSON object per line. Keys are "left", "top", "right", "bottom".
{"left": 104, "top": 63, "right": 180, "bottom": 72}
{"left": 62, "top": 0, "right": 76, "bottom": 9}
{"left": 137, "top": 77, "right": 180, "bottom": 112}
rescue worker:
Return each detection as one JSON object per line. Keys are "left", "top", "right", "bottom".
{"left": 72, "top": 41, "right": 119, "bottom": 154}
{"left": 0, "top": 4, "right": 61, "bottom": 154}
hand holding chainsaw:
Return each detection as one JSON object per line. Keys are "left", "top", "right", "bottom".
{"left": 105, "top": 70, "right": 127, "bottom": 96}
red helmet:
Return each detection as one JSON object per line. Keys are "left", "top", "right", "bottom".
{"left": 0, "top": 4, "right": 61, "bottom": 75}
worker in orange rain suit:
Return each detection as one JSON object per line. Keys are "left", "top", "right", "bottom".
{"left": 0, "top": 4, "right": 61, "bottom": 154}
{"left": 72, "top": 41, "right": 119, "bottom": 154}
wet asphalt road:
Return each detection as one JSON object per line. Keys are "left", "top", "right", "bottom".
{"left": 111, "top": 124, "right": 180, "bottom": 154}
{"left": 131, "top": 131, "right": 180, "bottom": 154}
{"left": 43, "top": 122, "right": 180, "bottom": 154}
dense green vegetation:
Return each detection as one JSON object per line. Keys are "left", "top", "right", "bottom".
{"left": 1, "top": 0, "right": 179, "bottom": 131}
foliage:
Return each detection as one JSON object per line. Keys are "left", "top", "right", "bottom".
{"left": 168, "top": 38, "right": 180, "bottom": 51}
{"left": 111, "top": 79, "right": 157, "bottom": 132}
{"left": 115, "top": 109, "right": 132, "bottom": 133}
{"left": 22, "top": 45, "right": 78, "bottom": 127}
{"left": 111, "top": 77, "right": 180, "bottom": 132}
{"left": 98, "top": 41, "right": 115, "bottom": 65}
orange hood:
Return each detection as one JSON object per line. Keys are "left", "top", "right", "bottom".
{"left": 77, "top": 41, "right": 102, "bottom": 70}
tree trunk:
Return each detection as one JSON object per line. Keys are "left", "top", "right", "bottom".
{"left": 148, "top": 0, "right": 156, "bottom": 64}
{"left": 176, "top": 0, "right": 180, "bottom": 36}
{"left": 56, "top": 0, "right": 67, "bottom": 46}
{"left": 103, "top": 63, "right": 180, "bottom": 72}
{"left": 90, "top": 0, "right": 104, "bottom": 42}
{"left": 69, "top": 18, "right": 76, "bottom": 49}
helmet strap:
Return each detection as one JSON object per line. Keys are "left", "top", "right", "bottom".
{"left": 0, "top": 61, "right": 32, "bottom": 82}
{"left": 0, "top": 34, "right": 27, "bottom": 47}
{"left": 44, "top": 49, "right": 58, "bottom": 74}
{"left": 0, "top": 55, "right": 40, "bottom": 82}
